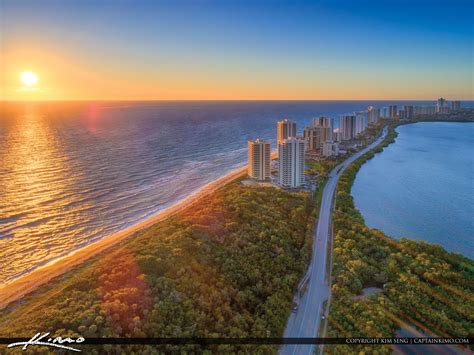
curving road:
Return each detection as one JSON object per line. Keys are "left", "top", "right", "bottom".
{"left": 281, "top": 127, "right": 388, "bottom": 355}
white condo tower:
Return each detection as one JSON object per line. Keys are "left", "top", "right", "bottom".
{"left": 278, "top": 137, "right": 306, "bottom": 188}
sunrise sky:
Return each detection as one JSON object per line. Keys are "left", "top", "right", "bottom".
{"left": 1, "top": 0, "right": 473, "bottom": 101}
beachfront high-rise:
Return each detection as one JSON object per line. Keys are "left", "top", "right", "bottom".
{"left": 278, "top": 137, "right": 306, "bottom": 188}
{"left": 339, "top": 114, "right": 356, "bottom": 140}
{"left": 398, "top": 109, "right": 406, "bottom": 120}
{"left": 333, "top": 128, "right": 342, "bottom": 142}
{"left": 436, "top": 97, "right": 447, "bottom": 112}
{"left": 414, "top": 105, "right": 436, "bottom": 115}
{"left": 247, "top": 139, "right": 271, "bottom": 181}
{"left": 277, "top": 119, "right": 297, "bottom": 144}
{"left": 322, "top": 141, "right": 339, "bottom": 157}
{"left": 389, "top": 105, "right": 398, "bottom": 118}
{"left": 304, "top": 125, "right": 332, "bottom": 152}
{"left": 367, "top": 106, "right": 380, "bottom": 125}
{"left": 451, "top": 101, "right": 461, "bottom": 111}
{"left": 313, "top": 116, "right": 331, "bottom": 128}
{"left": 403, "top": 105, "right": 414, "bottom": 119}
{"left": 354, "top": 111, "right": 368, "bottom": 136}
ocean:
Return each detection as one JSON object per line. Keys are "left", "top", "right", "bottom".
{"left": 352, "top": 122, "right": 474, "bottom": 258}
{"left": 0, "top": 100, "right": 472, "bottom": 284}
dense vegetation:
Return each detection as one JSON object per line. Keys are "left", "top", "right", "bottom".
{"left": 306, "top": 159, "right": 341, "bottom": 179}
{"left": 326, "top": 125, "right": 474, "bottom": 354}
{"left": 0, "top": 181, "right": 315, "bottom": 353}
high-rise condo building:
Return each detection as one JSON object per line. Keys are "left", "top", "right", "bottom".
{"left": 389, "top": 105, "right": 398, "bottom": 118}
{"left": 322, "top": 141, "right": 339, "bottom": 157}
{"left": 339, "top": 114, "right": 356, "bottom": 140}
{"left": 451, "top": 101, "right": 461, "bottom": 111}
{"left": 414, "top": 106, "right": 436, "bottom": 115}
{"left": 398, "top": 110, "right": 406, "bottom": 120}
{"left": 304, "top": 126, "right": 322, "bottom": 152}
{"left": 438, "top": 106, "right": 450, "bottom": 114}
{"left": 312, "top": 116, "right": 332, "bottom": 128}
{"left": 247, "top": 139, "right": 271, "bottom": 181}
{"left": 355, "top": 115, "right": 364, "bottom": 136}
{"left": 354, "top": 111, "right": 368, "bottom": 135}
{"left": 277, "top": 119, "right": 297, "bottom": 144}
{"left": 436, "top": 97, "right": 446, "bottom": 112}
{"left": 303, "top": 125, "right": 332, "bottom": 152}
{"left": 278, "top": 137, "right": 306, "bottom": 188}
{"left": 367, "top": 106, "right": 380, "bottom": 125}
{"left": 403, "top": 105, "right": 414, "bottom": 119}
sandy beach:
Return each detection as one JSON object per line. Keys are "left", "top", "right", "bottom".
{"left": 0, "top": 151, "right": 279, "bottom": 310}
{"left": 0, "top": 162, "right": 257, "bottom": 310}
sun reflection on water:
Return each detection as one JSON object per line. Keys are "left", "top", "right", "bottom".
{"left": 0, "top": 106, "right": 92, "bottom": 284}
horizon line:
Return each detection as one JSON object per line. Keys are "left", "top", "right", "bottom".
{"left": 2, "top": 98, "right": 473, "bottom": 103}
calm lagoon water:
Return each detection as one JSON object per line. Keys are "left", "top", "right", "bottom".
{"left": 352, "top": 122, "right": 474, "bottom": 258}
{"left": 1, "top": 101, "right": 473, "bottom": 284}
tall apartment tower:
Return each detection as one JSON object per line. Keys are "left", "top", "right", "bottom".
{"left": 333, "top": 128, "right": 342, "bottom": 142}
{"left": 367, "top": 106, "right": 380, "bottom": 125}
{"left": 436, "top": 97, "right": 446, "bottom": 112}
{"left": 312, "top": 116, "right": 331, "bottom": 128}
{"left": 339, "top": 114, "right": 356, "bottom": 140}
{"left": 277, "top": 119, "right": 297, "bottom": 144}
{"left": 388, "top": 105, "right": 398, "bottom": 118}
{"left": 354, "top": 111, "right": 368, "bottom": 135}
{"left": 403, "top": 105, "right": 414, "bottom": 119}
{"left": 414, "top": 106, "right": 437, "bottom": 115}
{"left": 451, "top": 101, "right": 461, "bottom": 111}
{"left": 247, "top": 139, "right": 271, "bottom": 181}
{"left": 278, "top": 137, "right": 306, "bottom": 188}
{"left": 303, "top": 126, "right": 332, "bottom": 152}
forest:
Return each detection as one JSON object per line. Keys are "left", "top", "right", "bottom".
{"left": 325, "top": 125, "right": 474, "bottom": 354}
{"left": 0, "top": 179, "right": 316, "bottom": 353}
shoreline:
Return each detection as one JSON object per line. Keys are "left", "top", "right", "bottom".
{"left": 353, "top": 120, "right": 473, "bottom": 258}
{"left": 0, "top": 154, "right": 276, "bottom": 310}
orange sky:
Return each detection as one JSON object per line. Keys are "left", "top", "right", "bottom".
{"left": 3, "top": 46, "right": 471, "bottom": 101}
{"left": 1, "top": 1, "right": 473, "bottom": 101}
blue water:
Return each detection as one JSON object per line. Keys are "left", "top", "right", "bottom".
{"left": 1, "top": 101, "right": 472, "bottom": 283}
{"left": 352, "top": 122, "right": 474, "bottom": 258}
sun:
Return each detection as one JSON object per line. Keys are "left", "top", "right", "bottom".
{"left": 20, "top": 71, "right": 39, "bottom": 87}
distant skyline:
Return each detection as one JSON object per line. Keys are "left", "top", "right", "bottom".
{"left": 1, "top": 0, "right": 473, "bottom": 101}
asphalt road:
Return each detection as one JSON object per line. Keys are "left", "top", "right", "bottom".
{"left": 281, "top": 127, "right": 388, "bottom": 355}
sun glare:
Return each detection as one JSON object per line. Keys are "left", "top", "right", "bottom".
{"left": 20, "top": 71, "right": 39, "bottom": 87}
